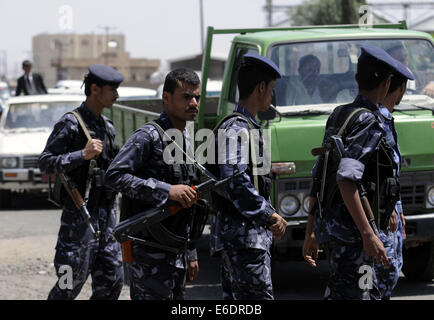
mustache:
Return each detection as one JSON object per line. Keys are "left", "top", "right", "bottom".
{"left": 185, "top": 106, "right": 198, "bottom": 112}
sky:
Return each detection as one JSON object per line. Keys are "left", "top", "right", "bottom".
{"left": 0, "top": 0, "right": 430, "bottom": 79}
{"left": 0, "top": 0, "right": 302, "bottom": 78}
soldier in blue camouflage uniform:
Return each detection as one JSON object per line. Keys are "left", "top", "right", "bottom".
{"left": 209, "top": 53, "right": 287, "bottom": 300}
{"left": 302, "top": 46, "right": 400, "bottom": 300}
{"left": 39, "top": 64, "right": 124, "bottom": 299}
{"left": 105, "top": 68, "right": 201, "bottom": 300}
{"left": 371, "top": 59, "right": 414, "bottom": 300}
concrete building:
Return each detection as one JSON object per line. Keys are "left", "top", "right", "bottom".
{"left": 32, "top": 33, "right": 160, "bottom": 88}
{"left": 169, "top": 53, "right": 226, "bottom": 80}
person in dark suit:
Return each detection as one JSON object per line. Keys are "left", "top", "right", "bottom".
{"left": 15, "top": 60, "right": 48, "bottom": 96}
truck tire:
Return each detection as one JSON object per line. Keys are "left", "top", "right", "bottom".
{"left": 0, "top": 190, "right": 12, "bottom": 209}
{"left": 402, "top": 242, "right": 434, "bottom": 282}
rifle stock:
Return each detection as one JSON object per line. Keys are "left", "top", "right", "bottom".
{"left": 359, "top": 184, "right": 380, "bottom": 237}
{"left": 59, "top": 173, "right": 100, "bottom": 240}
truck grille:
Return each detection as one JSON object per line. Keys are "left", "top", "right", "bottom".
{"left": 401, "top": 184, "right": 425, "bottom": 207}
{"left": 23, "top": 156, "right": 40, "bottom": 168}
{"left": 400, "top": 171, "right": 434, "bottom": 212}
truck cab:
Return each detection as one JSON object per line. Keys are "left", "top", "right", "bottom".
{"left": 198, "top": 22, "right": 434, "bottom": 281}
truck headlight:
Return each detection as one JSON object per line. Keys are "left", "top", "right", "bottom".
{"left": 303, "top": 196, "right": 311, "bottom": 213}
{"left": 428, "top": 187, "right": 434, "bottom": 206}
{"left": 1, "top": 157, "right": 19, "bottom": 168}
{"left": 279, "top": 194, "right": 300, "bottom": 217}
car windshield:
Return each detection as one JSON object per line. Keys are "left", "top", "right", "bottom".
{"left": 270, "top": 38, "right": 434, "bottom": 108}
{"left": 4, "top": 101, "right": 78, "bottom": 129}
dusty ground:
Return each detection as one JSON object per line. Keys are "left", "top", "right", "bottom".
{"left": 1, "top": 194, "right": 433, "bottom": 300}
{"left": 0, "top": 234, "right": 131, "bottom": 300}
{"left": 0, "top": 193, "right": 132, "bottom": 300}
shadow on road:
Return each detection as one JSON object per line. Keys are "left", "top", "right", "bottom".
{"left": 184, "top": 233, "right": 331, "bottom": 300}
{"left": 2, "top": 192, "right": 57, "bottom": 211}
{"left": 392, "top": 277, "right": 434, "bottom": 299}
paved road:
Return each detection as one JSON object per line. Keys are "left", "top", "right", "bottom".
{"left": 1, "top": 192, "right": 434, "bottom": 300}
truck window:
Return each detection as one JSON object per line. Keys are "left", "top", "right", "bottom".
{"left": 270, "top": 39, "right": 434, "bottom": 107}
{"left": 228, "top": 46, "right": 259, "bottom": 105}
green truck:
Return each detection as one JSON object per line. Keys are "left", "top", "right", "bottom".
{"left": 108, "top": 21, "right": 434, "bottom": 281}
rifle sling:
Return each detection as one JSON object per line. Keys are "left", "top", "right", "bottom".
{"left": 212, "top": 112, "right": 260, "bottom": 192}
{"left": 71, "top": 111, "right": 92, "bottom": 142}
{"left": 148, "top": 120, "right": 216, "bottom": 180}
{"left": 70, "top": 110, "right": 97, "bottom": 204}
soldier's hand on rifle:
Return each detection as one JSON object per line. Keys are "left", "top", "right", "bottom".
{"left": 303, "top": 235, "right": 319, "bottom": 268}
{"left": 268, "top": 213, "right": 287, "bottom": 240}
{"left": 187, "top": 260, "right": 199, "bottom": 283}
{"left": 400, "top": 213, "right": 406, "bottom": 239}
{"left": 362, "top": 232, "right": 390, "bottom": 268}
{"left": 82, "top": 139, "right": 103, "bottom": 160}
{"left": 169, "top": 184, "right": 197, "bottom": 208}
{"left": 389, "top": 210, "right": 398, "bottom": 233}
{"left": 303, "top": 212, "right": 319, "bottom": 267}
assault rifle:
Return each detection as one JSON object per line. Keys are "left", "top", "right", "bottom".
{"left": 113, "top": 170, "right": 243, "bottom": 244}
{"left": 59, "top": 173, "right": 100, "bottom": 240}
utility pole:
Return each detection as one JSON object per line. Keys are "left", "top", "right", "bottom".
{"left": 97, "top": 25, "right": 117, "bottom": 65}
{"left": 0, "top": 50, "right": 7, "bottom": 79}
{"left": 199, "top": 0, "right": 205, "bottom": 53}
{"left": 266, "top": 0, "right": 273, "bottom": 27}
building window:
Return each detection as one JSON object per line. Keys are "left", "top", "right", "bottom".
{"left": 51, "top": 40, "right": 62, "bottom": 50}
{"left": 108, "top": 40, "right": 118, "bottom": 48}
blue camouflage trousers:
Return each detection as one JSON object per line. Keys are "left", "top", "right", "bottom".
{"left": 128, "top": 244, "right": 187, "bottom": 300}
{"left": 323, "top": 237, "right": 376, "bottom": 300}
{"left": 220, "top": 248, "right": 274, "bottom": 300}
{"left": 371, "top": 215, "right": 403, "bottom": 300}
{"left": 48, "top": 203, "right": 124, "bottom": 300}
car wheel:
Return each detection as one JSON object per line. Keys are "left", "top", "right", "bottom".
{"left": 0, "top": 190, "right": 12, "bottom": 209}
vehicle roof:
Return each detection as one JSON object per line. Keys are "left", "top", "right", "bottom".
{"left": 54, "top": 80, "right": 83, "bottom": 88}
{"left": 0, "top": 81, "right": 9, "bottom": 88}
{"left": 233, "top": 27, "right": 433, "bottom": 53}
{"left": 7, "top": 94, "right": 85, "bottom": 104}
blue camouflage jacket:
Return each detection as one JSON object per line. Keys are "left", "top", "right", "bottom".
{"left": 379, "top": 104, "right": 403, "bottom": 216}
{"left": 210, "top": 105, "right": 274, "bottom": 256}
{"left": 311, "top": 95, "right": 387, "bottom": 244}
{"left": 39, "top": 102, "right": 117, "bottom": 209}
{"left": 104, "top": 112, "right": 199, "bottom": 266}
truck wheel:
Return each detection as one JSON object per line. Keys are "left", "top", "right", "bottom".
{"left": 402, "top": 242, "right": 434, "bottom": 282}
{"left": 0, "top": 190, "right": 12, "bottom": 209}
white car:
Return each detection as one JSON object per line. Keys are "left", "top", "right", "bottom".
{"left": 48, "top": 80, "right": 157, "bottom": 100}
{"left": 0, "top": 94, "right": 85, "bottom": 207}
{"left": 0, "top": 81, "right": 11, "bottom": 101}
